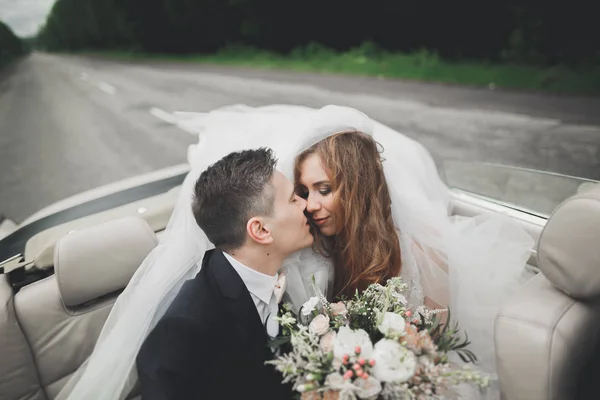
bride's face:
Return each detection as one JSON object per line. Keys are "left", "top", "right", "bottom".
{"left": 297, "top": 153, "right": 340, "bottom": 237}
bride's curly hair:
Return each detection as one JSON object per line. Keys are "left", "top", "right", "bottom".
{"left": 294, "top": 130, "right": 402, "bottom": 299}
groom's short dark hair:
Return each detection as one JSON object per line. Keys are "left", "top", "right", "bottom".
{"left": 192, "top": 148, "right": 277, "bottom": 252}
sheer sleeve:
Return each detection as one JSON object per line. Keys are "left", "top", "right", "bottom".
{"left": 281, "top": 248, "right": 334, "bottom": 313}
{"left": 409, "top": 230, "right": 450, "bottom": 308}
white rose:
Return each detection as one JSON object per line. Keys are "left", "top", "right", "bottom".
{"left": 377, "top": 312, "right": 406, "bottom": 338}
{"left": 371, "top": 339, "right": 417, "bottom": 383}
{"left": 332, "top": 326, "right": 374, "bottom": 361}
{"left": 324, "top": 373, "right": 358, "bottom": 394}
{"left": 324, "top": 372, "right": 345, "bottom": 388}
{"left": 330, "top": 301, "right": 348, "bottom": 316}
{"left": 320, "top": 330, "right": 337, "bottom": 352}
{"left": 354, "top": 376, "right": 382, "bottom": 399}
{"left": 309, "top": 314, "right": 330, "bottom": 336}
{"left": 301, "top": 297, "right": 320, "bottom": 316}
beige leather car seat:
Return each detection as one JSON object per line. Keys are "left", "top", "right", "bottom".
{"left": 0, "top": 273, "right": 47, "bottom": 400}
{"left": 495, "top": 183, "right": 600, "bottom": 400}
{"left": 10, "top": 217, "right": 157, "bottom": 399}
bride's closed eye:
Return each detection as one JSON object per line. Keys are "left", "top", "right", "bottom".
{"left": 318, "top": 186, "right": 331, "bottom": 196}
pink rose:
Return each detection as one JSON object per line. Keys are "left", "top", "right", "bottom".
{"left": 309, "top": 314, "right": 330, "bottom": 336}
{"left": 330, "top": 302, "right": 347, "bottom": 316}
{"left": 320, "top": 330, "right": 337, "bottom": 353}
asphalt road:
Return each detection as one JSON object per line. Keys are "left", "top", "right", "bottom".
{"left": 1, "top": 52, "right": 599, "bottom": 222}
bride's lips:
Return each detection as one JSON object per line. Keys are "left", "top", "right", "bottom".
{"left": 313, "top": 217, "right": 329, "bottom": 226}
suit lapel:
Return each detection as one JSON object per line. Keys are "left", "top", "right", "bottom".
{"left": 204, "top": 250, "right": 269, "bottom": 350}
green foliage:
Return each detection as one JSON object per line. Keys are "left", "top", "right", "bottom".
{"left": 424, "top": 308, "right": 477, "bottom": 364}
{"left": 35, "top": 3, "right": 599, "bottom": 65}
{"left": 181, "top": 44, "right": 600, "bottom": 96}
{"left": 36, "top": 0, "right": 137, "bottom": 51}
{"left": 31, "top": 2, "right": 600, "bottom": 94}
{"left": 0, "top": 21, "right": 28, "bottom": 68}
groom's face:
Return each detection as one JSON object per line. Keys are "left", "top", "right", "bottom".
{"left": 264, "top": 171, "right": 314, "bottom": 254}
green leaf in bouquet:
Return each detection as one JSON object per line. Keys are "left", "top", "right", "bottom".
{"left": 268, "top": 335, "right": 292, "bottom": 348}
{"left": 456, "top": 348, "right": 478, "bottom": 364}
{"left": 428, "top": 308, "right": 478, "bottom": 363}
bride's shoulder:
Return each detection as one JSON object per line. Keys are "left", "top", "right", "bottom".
{"left": 284, "top": 247, "right": 330, "bottom": 265}
{"left": 300, "top": 247, "right": 332, "bottom": 263}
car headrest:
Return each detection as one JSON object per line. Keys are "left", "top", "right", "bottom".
{"left": 538, "top": 182, "right": 600, "bottom": 299}
{"left": 54, "top": 217, "right": 158, "bottom": 307}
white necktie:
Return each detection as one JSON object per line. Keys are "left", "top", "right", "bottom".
{"left": 264, "top": 293, "right": 279, "bottom": 338}
{"left": 265, "top": 272, "right": 286, "bottom": 338}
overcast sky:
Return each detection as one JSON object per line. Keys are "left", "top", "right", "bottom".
{"left": 0, "top": 0, "right": 56, "bottom": 37}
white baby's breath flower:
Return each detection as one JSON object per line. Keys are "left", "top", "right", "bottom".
{"left": 333, "top": 327, "right": 374, "bottom": 360}
{"left": 301, "top": 297, "right": 320, "bottom": 316}
{"left": 391, "top": 291, "right": 408, "bottom": 305}
{"left": 377, "top": 312, "right": 406, "bottom": 338}
{"left": 309, "top": 314, "right": 330, "bottom": 336}
{"left": 275, "top": 314, "right": 297, "bottom": 326}
{"left": 296, "top": 383, "right": 310, "bottom": 393}
{"left": 371, "top": 339, "right": 417, "bottom": 383}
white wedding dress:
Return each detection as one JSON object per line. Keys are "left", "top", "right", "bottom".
{"left": 57, "top": 104, "right": 535, "bottom": 400}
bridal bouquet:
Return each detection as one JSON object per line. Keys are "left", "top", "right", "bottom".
{"left": 267, "top": 277, "right": 490, "bottom": 399}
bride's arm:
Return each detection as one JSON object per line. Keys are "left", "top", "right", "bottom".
{"left": 411, "top": 238, "right": 449, "bottom": 324}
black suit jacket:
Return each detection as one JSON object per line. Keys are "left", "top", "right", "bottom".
{"left": 136, "top": 249, "right": 292, "bottom": 400}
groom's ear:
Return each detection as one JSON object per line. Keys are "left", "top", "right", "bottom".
{"left": 246, "top": 217, "right": 274, "bottom": 245}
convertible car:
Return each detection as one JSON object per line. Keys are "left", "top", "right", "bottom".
{"left": 1, "top": 138, "right": 599, "bottom": 399}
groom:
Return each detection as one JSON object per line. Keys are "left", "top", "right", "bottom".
{"left": 136, "top": 148, "right": 313, "bottom": 399}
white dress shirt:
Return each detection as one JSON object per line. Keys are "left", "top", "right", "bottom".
{"left": 223, "top": 252, "right": 279, "bottom": 328}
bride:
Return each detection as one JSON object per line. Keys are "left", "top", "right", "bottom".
{"left": 57, "top": 104, "right": 534, "bottom": 399}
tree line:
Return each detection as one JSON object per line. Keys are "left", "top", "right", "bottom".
{"left": 35, "top": 1, "right": 599, "bottom": 67}
{"left": 0, "top": 21, "right": 27, "bottom": 68}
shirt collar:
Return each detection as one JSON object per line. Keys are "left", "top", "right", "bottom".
{"left": 223, "top": 252, "right": 278, "bottom": 305}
